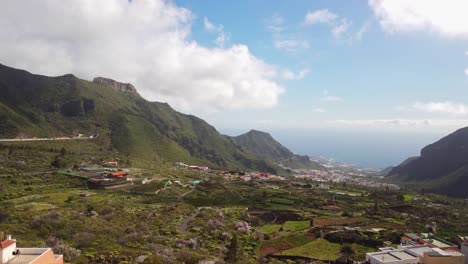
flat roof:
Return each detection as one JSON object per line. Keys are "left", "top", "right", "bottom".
{"left": 369, "top": 253, "right": 400, "bottom": 262}
{"left": 424, "top": 238, "right": 455, "bottom": 248}
{"left": 391, "top": 251, "right": 418, "bottom": 260}
{"left": 7, "top": 255, "right": 39, "bottom": 264}
{"left": 404, "top": 246, "right": 433, "bottom": 257}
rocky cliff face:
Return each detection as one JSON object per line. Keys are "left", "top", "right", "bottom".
{"left": 60, "top": 98, "right": 95, "bottom": 117}
{"left": 93, "top": 77, "right": 140, "bottom": 97}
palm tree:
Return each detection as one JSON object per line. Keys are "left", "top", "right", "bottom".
{"left": 339, "top": 244, "right": 355, "bottom": 264}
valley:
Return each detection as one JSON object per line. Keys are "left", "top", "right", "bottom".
{"left": 1, "top": 138, "right": 467, "bottom": 263}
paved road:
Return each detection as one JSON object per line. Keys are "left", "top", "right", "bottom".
{"left": 0, "top": 137, "right": 94, "bottom": 142}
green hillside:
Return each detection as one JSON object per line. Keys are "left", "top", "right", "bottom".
{"left": 233, "top": 130, "right": 324, "bottom": 170}
{"left": 388, "top": 127, "right": 468, "bottom": 197}
{"left": 0, "top": 63, "right": 280, "bottom": 172}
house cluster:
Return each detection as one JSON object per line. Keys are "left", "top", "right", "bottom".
{"left": 175, "top": 162, "right": 210, "bottom": 172}
{"left": 87, "top": 168, "right": 130, "bottom": 189}
{"left": 293, "top": 168, "right": 400, "bottom": 190}
{"left": 366, "top": 233, "right": 467, "bottom": 264}
{"left": 75, "top": 162, "right": 155, "bottom": 190}
{"left": 0, "top": 234, "right": 62, "bottom": 264}
{"left": 13, "top": 133, "right": 97, "bottom": 141}
{"left": 222, "top": 171, "right": 285, "bottom": 182}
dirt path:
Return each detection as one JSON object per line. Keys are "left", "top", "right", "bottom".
{"left": 179, "top": 208, "right": 201, "bottom": 235}
{"left": 178, "top": 206, "right": 216, "bottom": 236}
{"left": 179, "top": 185, "right": 196, "bottom": 199}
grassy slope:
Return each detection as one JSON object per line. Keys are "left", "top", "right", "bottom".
{"left": 234, "top": 130, "right": 324, "bottom": 170}
{"left": 387, "top": 127, "right": 468, "bottom": 197}
{"left": 0, "top": 63, "right": 280, "bottom": 172}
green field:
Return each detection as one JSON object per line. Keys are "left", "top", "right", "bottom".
{"left": 280, "top": 239, "right": 341, "bottom": 260}
{"left": 259, "top": 224, "right": 282, "bottom": 234}
{"left": 403, "top": 194, "right": 415, "bottom": 201}
{"left": 282, "top": 221, "right": 310, "bottom": 231}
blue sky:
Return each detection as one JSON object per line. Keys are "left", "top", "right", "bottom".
{"left": 171, "top": 0, "right": 468, "bottom": 167}
{"left": 1, "top": 0, "right": 467, "bottom": 167}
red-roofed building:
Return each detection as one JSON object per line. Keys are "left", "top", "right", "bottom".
{"left": 102, "top": 161, "right": 118, "bottom": 167}
{"left": 110, "top": 171, "right": 127, "bottom": 178}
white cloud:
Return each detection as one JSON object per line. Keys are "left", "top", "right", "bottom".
{"left": 355, "top": 21, "right": 371, "bottom": 41}
{"left": 304, "top": 9, "right": 365, "bottom": 42}
{"left": 369, "top": 0, "right": 468, "bottom": 37}
{"left": 214, "top": 32, "right": 230, "bottom": 47}
{"left": 304, "top": 9, "right": 337, "bottom": 25}
{"left": 255, "top": 119, "right": 276, "bottom": 125}
{"left": 281, "top": 69, "right": 309, "bottom": 80}
{"left": 273, "top": 38, "right": 310, "bottom": 52}
{"left": 465, "top": 51, "right": 468, "bottom": 56}
{"left": 321, "top": 90, "right": 344, "bottom": 102}
{"left": 203, "top": 16, "right": 230, "bottom": 47}
{"left": 0, "top": 0, "right": 285, "bottom": 113}
{"left": 413, "top": 101, "right": 468, "bottom": 115}
{"left": 203, "top": 17, "right": 217, "bottom": 32}
{"left": 266, "top": 14, "right": 285, "bottom": 33}
{"left": 464, "top": 68, "right": 468, "bottom": 75}
{"left": 312, "top": 108, "right": 326, "bottom": 113}
{"left": 267, "top": 14, "right": 309, "bottom": 53}
{"left": 332, "top": 19, "right": 352, "bottom": 38}
{"left": 330, "top": 119, "right": 465, "bottom": 127}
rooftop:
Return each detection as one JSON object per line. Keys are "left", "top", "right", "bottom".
{"left": 368, "top": 252, "right": 400, "bottom": 262}
{"left": 6, "top": 248, "right": 49, "bottom": 264}
{"left": 6, "top": 255, "right": 39, "bottom": 264}
{"left": 422, "top": 237, "right": 455, "bottom": 248}
{"left": 391, "top": 251, "right": 418, "bottom": 260}
{"left": 429, "top": 248, "right": 465, "bottom": 257}
{"left": 1, "top": 239, "right": 15, "bottom": 248}
{"left": 402, "top": 245, "right": 433, "bottom": 257}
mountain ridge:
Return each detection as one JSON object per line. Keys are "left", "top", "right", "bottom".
{"left": 233, "top": 129, "right": 324, "bottom": 170}
{"left": 388, "top": 126, "right": 468, "bottom": 197}
{"left": 0, "top": 63, "right": 317, "bottom": 173}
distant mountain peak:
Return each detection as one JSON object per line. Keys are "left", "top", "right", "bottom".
{"left": 93, "top": 77, "right": 140, "bottom": 97}
{"left": 234, "top": 129, "right": 325, "bottom": 170}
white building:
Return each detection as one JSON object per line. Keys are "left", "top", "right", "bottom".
{"left": 462, "top": 243, "right": 468, "bottom": 264}
{"left": 366, "top": 249, "right": 419, "bottom": 264}
{"left": 366, "top": 245, "right": 465, "bottom": 264}
{"left": 0, "top": 235, "right": 63, "bottom": 264}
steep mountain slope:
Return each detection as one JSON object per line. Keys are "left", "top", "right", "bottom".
{"left": 0, "top": 63, "right": 278, "bottom": 172}
{"left": 388, "top": 127, "right": 468, "bottom": 197}
{"left": 233, "top": 130, "right": 324, "bottom": 170}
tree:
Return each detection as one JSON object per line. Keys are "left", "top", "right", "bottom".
{"left": 51, "top": 155, "right": 66, "bottom": 168}
{"left": 60, "top": 147, "right": 67, "bottom": 156}
{"left": 339, "top": 244, "right": 355, "bottom": 264}
{"left": 8, "top": 146, "right": 14, "bottom": 156}
{"left": 225, "top": 233, "right": 238, "bottom": 263}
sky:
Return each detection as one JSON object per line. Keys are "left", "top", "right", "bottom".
{"left": 0, "top": 0, "right": 468, "bottom": 168}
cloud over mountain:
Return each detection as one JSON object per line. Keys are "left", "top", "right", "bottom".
{"left": 0, "top": 0, "right": 285, "bottom": 113}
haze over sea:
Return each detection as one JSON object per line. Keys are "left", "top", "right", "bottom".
{"left": 223, "top": 128, "right": 449, "bottom": 169}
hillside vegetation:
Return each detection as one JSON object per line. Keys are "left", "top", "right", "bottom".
{"left": 0, "top": 63, "right": 311, "bottom": 173}
{"left": 388, "top": 127, "right": 468, "bottom": 197}
{"left": 233, "top": 130, "right": 324, "bottom": 170}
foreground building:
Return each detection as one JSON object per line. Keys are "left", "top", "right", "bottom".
{"left": 366, "top": 245, "right": 464, "bottom": 264}
{"left": 0, "top": 235, "right": 63, "bottom": 264}
{"left": 459, "top": 236, "right": 468, "bottom": 264}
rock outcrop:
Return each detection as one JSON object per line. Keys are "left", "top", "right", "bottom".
{"left": 93, "top": 77, "right": 140, "bottom": 97}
